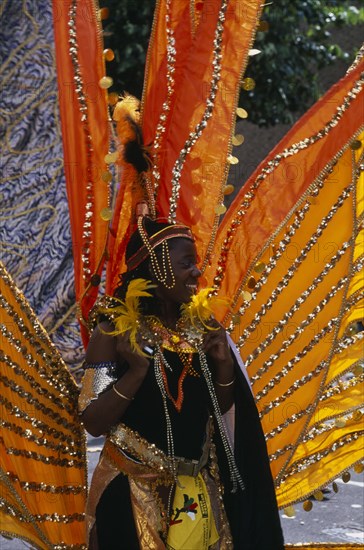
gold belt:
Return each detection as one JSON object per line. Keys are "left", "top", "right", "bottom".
{"left": 174, "top": 456, "right": 205, "bottom": 477}
{"left": 108, "top": 421, "right": 212, "bottom": 479}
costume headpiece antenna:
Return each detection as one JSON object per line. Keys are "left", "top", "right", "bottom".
{"left": 113, "top": 95, "right": 156, "bottom": 218}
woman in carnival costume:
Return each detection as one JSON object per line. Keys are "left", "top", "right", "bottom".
{"left": 80, "top": 214, "right": 284, "bottom": 548}
{"left": 0, "top": 1, "right": 363, "bottom": 549}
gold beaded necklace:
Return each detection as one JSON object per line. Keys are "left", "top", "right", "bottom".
{"left": 146, "top": 317, "right": 200, "bottom": 411}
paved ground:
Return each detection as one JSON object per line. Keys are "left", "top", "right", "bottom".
{"left": 1, "top": 436, "right": 363, "bottom": 548}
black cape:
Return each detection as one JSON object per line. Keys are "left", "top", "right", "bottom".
{"left": 214, "top": 360, "right": 284, "bottom": 549}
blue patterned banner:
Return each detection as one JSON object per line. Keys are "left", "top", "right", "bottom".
{"left": 0, "top": 0, "right": 83, "bottom": 373}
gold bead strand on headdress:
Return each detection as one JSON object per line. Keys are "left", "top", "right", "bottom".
{"left": 137, "top": 217, "right": 176, "bottom": 289}
{"left": 160, "top": 240, "right": 176, "bottom": 289}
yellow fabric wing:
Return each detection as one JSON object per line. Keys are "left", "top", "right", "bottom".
{"left": 206, "top": 58, "right": 364, "bottom": 510}
{"left": 0, "top": 263, "right": 87, "bottom": 549}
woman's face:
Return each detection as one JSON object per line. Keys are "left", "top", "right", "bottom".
{"left": 153, "top": 238, "right": 201, "bottom": 304}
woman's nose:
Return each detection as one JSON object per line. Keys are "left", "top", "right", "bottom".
{"left": 192, "top": 265, "right": 202, "bottom": 277}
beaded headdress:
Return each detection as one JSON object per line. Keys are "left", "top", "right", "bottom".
{"left": 125, "top": 215, "right": 194, "bottom": 288}
{"left": 127, "top": 217, "right": 193, "bottom": 269}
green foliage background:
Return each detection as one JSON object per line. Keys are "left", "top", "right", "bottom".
{"left": 102, "top": 0, "right": 363, "bottom": 127}
{"left": 102, "top": 1, "right": 154, "bottom": 97}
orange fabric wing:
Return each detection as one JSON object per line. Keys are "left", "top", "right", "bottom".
{"left": 107, "top": 0, "right": 264, "bottom": 292}
{"left": 52, "top": 0, "right": 110, "bottom": 343}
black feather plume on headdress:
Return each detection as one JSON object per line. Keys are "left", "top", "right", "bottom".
{"left": 123, "top": 117, "right": 150, "bottom": 173}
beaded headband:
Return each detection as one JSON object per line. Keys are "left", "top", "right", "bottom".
{"left": 126, "top": 218, "right": 194, "bottom": 273}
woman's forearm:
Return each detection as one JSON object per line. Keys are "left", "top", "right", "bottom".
{"left": 81, "top": 365, "right": 148, "bottom": 436}
{"left": 213, "top": 358, "right": 235, "bottom": 413}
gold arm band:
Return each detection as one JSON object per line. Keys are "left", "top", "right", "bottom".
{"left": 215, "top": 377, "right": 236, "bottom": 387}
{"left": 112, "top": 384, "right": 134, "bottom": 401}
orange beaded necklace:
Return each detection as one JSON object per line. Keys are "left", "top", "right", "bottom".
{"left": 147, "top": 317, "right": 200, "bottom": 412}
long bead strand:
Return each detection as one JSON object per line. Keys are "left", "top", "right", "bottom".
{"left": 197, "top": 345, "right": 245, "bottom": 493}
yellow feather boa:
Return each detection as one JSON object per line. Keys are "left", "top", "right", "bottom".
{"left": 99, "top": 278, "right": 155, "bottom": 355}
{"left": 180, "top": 288, "right": 229, "bottom": 332}
{"left": 100, "top": 282, "right": 229, "bottom": 354}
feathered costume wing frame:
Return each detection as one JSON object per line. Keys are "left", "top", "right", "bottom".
{"left": 1, "top": 0, "right": 363, "bottom": 548}
{"left": 211, "top": 60, "right": 364, "bottom": 508}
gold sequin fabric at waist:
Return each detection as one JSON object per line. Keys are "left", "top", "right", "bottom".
{"left": 108, "top": 423, "right": 210, "bottom": 480}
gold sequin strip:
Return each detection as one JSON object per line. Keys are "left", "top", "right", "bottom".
{"left": 109, "top": 423, "right": 174, "bottom": 480}
{"left": 263, "top": 352, "right": 363, "bottom": 440}
{"left": 5, "top": 471, "right": 86, "bottom": 495}
{"left": 265, "top": 404, "right": 312, "bottom": 441}
{"left": 3, "top": 441, "right": 84, "bottom": 469}
{"left": 248, "top": 250, "right": 360, "bottom": 379}
{"left": 0, "top": 499, "right": 84, "bottom": 523}
{"left": 347, "top": 43, "right": 364, "bottom": 73}
{"left": 269, "top": 445, "right": 294, "bottom": 463}
{"left": 307, "top": 390, "right": 363, "bottom": 433}
{"left": 0, "top": 291, "right": 78, "bottom": 403}
{"left": 236, "top": 183, "right": 354, "bottom": 349}
{"left": 334, "top": 320, "right": 364, "bottom": 353}
{"left": 253, "top": 289, "right": 363, "bottom": 390}
{"left": 0, "top": 418, "right": 83, "bottom": 458}
{"left": 151, "top": 0, "right": 174, "bottom": 204}
{"left": 68, "top": 0, "right": 94, "bottom": 280}
{"left": 228, "top": 181, "right": 321, "bottom": 320}
{"left": 0, "top": 323, "right": 77, "bottom": 416}
{"left": 0, "top": 290, "right": 59, "bottom": 362}
{"left": 87, "top": 294, "right": 119, "bottom": 331}
{"left": 258, "top": 357, "right": 328, "bottom": 413}
{"left": 270, "top": 392, "right": 363, "bottom": 462}
{"left": 279, "top": 431, "right": 364, "bottom": 485}
{"left": 323, "top": 359, "right": 364, "bottom": 397}
{"left": 0, "top": 368, "right": 80, "bottom": 433}
{"left": 265, "top": 371, "right": 362, "bottom": 443}
{"left": 0, "top": 394, "right": 80, "bottom": 449}
{"left": 0, "top": 468, "right": 53, "bottom": 548}
{"left": 214, "top": 74, "right": 363, "bottom": 291}
{"left": 168, "top": 0, "right": 229, "bottom": 222}
{"left": 257, "top": 301, "right": 363, "bottom": 413}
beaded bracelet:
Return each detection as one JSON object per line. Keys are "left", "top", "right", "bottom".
{"left": 112, "top": 384, "right": 134, "bottom": 401}
{"left": 215, "top": 377, "right": 236, "bottom": 387}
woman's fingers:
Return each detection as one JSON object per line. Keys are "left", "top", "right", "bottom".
{"left": 115, "top": 332, "right": 151, "bottom": 369}
{"left": 203, "top": 328, "right": 228, "bottom": 352}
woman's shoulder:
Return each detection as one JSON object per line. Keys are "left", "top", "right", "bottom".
{"left": 87, "top": 295, "right": 120, "bottom": 333}
{"left": 86, "top": 318, "right": 118, "bottom": 363}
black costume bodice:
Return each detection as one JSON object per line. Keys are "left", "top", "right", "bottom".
{"left": 120, "top": 350, "right": 210, "bottom": 460}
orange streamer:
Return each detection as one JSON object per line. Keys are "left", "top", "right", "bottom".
{"left": 52, "top": 0, "right": 110, "bottom": 344}
{"left": 107, "top": 0, "right": 263, "bottom": 293}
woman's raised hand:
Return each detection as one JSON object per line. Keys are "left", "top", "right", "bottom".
{"left": 202, "top": 320, "right": 233, "bottom": 368}
{"left": 115, "top": 331, "right": 150, "bottom": 371}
